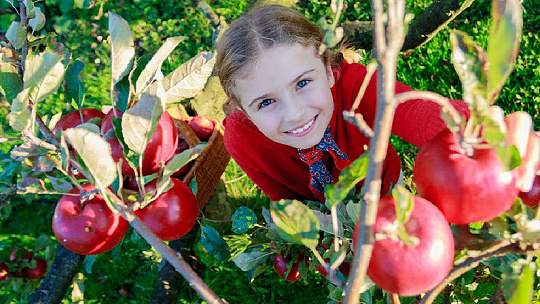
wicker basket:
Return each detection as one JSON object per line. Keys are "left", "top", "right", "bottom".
{"left": 173, "top": 118, "right": 230, "bottom": 213}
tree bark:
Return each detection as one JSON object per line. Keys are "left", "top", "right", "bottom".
{"left": 27, "top": 244, "right": 85, "bottom": 304}
{"left": 149, "top": 228, "right": 205, "bottom": 304}
{"left": 339, "top": 0, "right": 466, "bottom": 51}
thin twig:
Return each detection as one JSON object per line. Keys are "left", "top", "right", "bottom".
{"left": 343, "top": 0, "right": 407, "bottom": 303}
{"left": 393, "top": 91, "right": 463, "bottom": 127}
{"left": 419, "top": 239, "right": 520, "bottom": 304}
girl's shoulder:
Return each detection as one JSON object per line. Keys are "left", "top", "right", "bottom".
{"left": 332, "top": 61, "right": 367, "bottom": 88}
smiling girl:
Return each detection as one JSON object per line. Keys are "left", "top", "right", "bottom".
{"left": 215, "top": 4, "right": 538, "bottom": 203}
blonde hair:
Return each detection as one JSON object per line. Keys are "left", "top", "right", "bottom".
{"left": 215, "top": 4, "right": 339, "bottom": 113}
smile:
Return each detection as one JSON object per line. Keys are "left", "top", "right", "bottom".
{"left": 287, "top": 116, "right": 317, "bottom": 135}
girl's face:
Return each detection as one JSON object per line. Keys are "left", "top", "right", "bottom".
{"left": 234, "top": 44, "right": 335, "bottom": 149}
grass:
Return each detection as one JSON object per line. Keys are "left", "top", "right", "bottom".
{"left": 1, "top": 0, "right": 539, "bottom": 303}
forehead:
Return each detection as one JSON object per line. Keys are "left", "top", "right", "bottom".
{"left": 238, "top": 44, "right": 321, "bottom": 79}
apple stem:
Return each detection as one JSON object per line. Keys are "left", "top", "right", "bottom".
{"left": 389, "top": 292, "right": 401, "bottom": 304}
{"left": 397, "top": 224, "right": 420, "bottom": 247}
{"left": 393, "top": 91, "right": 463, "bottom": 127}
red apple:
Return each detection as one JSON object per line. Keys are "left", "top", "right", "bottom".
{"left": 101, "top": 108, "right": 179, "bottom": 176}
{"left": 413, "top": 129, "right": 519, "bottom": 224}
{"left": 188, "top": 115, "right": 215, "bottom": 141}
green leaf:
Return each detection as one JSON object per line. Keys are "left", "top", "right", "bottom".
{"left": 162, "top": 143, "right": 207, "bottom": 179}
{"left": 487, "top": 0, "right": 522, "bottom": 103}
{"left": 231, "top": 206, "right": 257, "bottom": 234}
{"left": 494, "top": 145, "right": 522, "bottom": 172}
{"left": 200, "top": 225, "right": 230, "bottom": 261}
{"left": 135, "top": 36, "right": 187, "bottom": 95}
{"left": 74, "top": 0, "right": 91, "bottom": 9}
{"left": 450, "top": 30, "right": 488, "bottom": 109}
{"left": 108, "top": 12, "right": 135, "bottom": 86}
{"left": 63, "top": 128, "right": 116, "bottom": 188}
{"left": 23, "top": 0, "right": 35, "bottom": 18}
{"left": 225, "top": 234, "right": 252, "bottom": 260}
{"left": 121, "top": 91, "right": 163, "bottom": 155}
{"left": 312, "top": 209, "right": 343, "bottom": 237}
{"left": 270, "top": 199, "right": 320, "bottom": 248}
{"left": 392, "top": 186, "right": 414, "bottom": 224}
{"left": 391, "top": 186, "right": 419, "bottom": 246}
{"left": 345, "top": 200, "right": 362, "bottom": 226}
{"left": 64, "top": 59, "right": 85, "bottom": 107}
{"left": 153, "top": 51, "right": 215, "bottom": 105}
{"left": 505, "top": 261, "right": 534, "bottom": 304}
{"left": 84, "top": 255, "right": 96, "bottom": 274}
{"left": 0, "top": 53, "right": 23, "bottom": 102}
{"left": 23, "top": 52, "right": 65, "bottom": 105}
{"left": 28, "top": 7, "right": 45, "bottom": 33}
{"left": 325, "top": 152, "right": 369, "bottom": 208}
{"left": 8, "top": 88, "right": 31, "bottom": 131}
{"left": 233, "top": 251, "right": 271, "bottom": 272}
{"left": 46, "top": 174, "right": 73, "bottom": 192}
{"left": 6, "top": 21, "right": 26, "bottom": 50}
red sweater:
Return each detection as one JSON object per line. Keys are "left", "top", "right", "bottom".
{"left": 223, "top": 62, "right": 470, "bottom": 202}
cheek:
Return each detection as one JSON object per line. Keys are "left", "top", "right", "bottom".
{"left": 307, "top": 87, "right": 334, "bottom": 110}
{"left": 249, "top": 112, "right": 282, "bottom": 136}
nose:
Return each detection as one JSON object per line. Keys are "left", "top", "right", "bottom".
{"left": 282, "top": 95, "right": 305, "bottom": 122}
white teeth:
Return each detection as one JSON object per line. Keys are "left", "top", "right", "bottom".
{"left": 290, "top": 118, "right": 314, "bottom": 134}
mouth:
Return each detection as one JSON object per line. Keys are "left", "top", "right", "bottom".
{"left": 285, "top": 115, "right": 317, "bottom": 136}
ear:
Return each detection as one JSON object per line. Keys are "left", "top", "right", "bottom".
{"left": 325, "top": 62, "right": 335, "bottom": 87}
{"left": 223, "top": 99, "right": 242, "bottom": 116}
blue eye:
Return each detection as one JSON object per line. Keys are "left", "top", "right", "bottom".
{"left": 260, "top": 99, "right": 275, "bottom": 109}
{"left": 297, "top": 79, "right": 309, "bottom": 89}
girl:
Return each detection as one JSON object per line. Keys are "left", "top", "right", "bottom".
{"left": 215, "top": 4, "right": 538, "bottom": 202}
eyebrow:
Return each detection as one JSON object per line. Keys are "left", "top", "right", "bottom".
{"left": 247, "top": 69, "right": 316, "bottom": 108}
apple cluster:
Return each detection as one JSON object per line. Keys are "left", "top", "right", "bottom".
{"left": 348, "top": 127, "right": 539, "bottom": 297}
{"left": 50, "top": 109, "right": 215, "bottom": 255}
{"left": 0, "top": 247, "right": 48, "bottom": 282}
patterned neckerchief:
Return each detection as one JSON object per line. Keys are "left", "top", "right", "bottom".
{"left": 297, "top": 127, "right": 349, "bottom": 194}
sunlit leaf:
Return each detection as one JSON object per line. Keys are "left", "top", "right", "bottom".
{"left": 23, "top": 0, "right": 35, "bottom": 18}
{"left": 28, "top": 7, "right": 46, "bottom": 33}
{"left": 271, "top": 199, "right": 319, "bottom": 248}
{"left": 450, "top": 30, "right": 488, "bottom": 110}
{"left": 8, "top": 88, "right": 31, "bottom": 131}
{"left": 155, "top": 51, "right": 215, "bottom": 104}
{"left": 505, "top": 261, "right": 534, "bottom": 304}
{"left": 108, "top": 12, "right": 135, "bottom": 86}
{"left": 6, "top": 22, "right": 26, "bottom": 50}
{"left": 201, "top": 225, "right": 230, "bottom": 260}
{"left": 64, "top": 128, "right": 116, "bottom": 188}
{"left": 325, "top": 152, "right": 368, "bottom": 208}
{"left": 231, "top": 206, "right": 257, "bottom": 234}
{"left": 487, "top": 0, "right": 522, "bottom": 103}
{"left": 135, "top": 36, "right": 187, "bottom": 95}
{"left": 392, "top": 186, "right": 414, "bottom": 223}
{"left": 121, "top": 91, "right": 163, "bottom": 155}
{"left": 23, "top": 52, "right": 65, "bottom": 105}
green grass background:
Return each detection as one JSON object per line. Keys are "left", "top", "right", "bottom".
{"left": 0, "top": 0, "right": 539, "bottom": 303}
